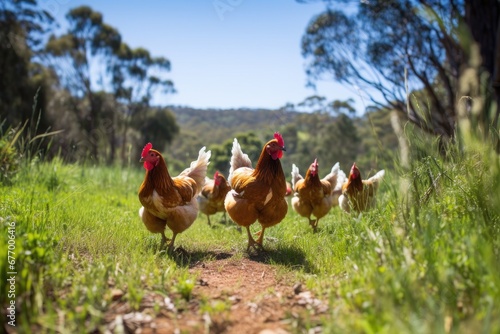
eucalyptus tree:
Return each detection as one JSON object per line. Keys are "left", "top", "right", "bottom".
{"left": 299, "top": 0, "right": 500, "bottom": 144}
{"left": 292, "top": 95, "right": 360, "bottom": 168}
{"left": 45, "top": 6, "right": 177, "bottom": 162}
{"left": 0, "top": 0, "right": 53, "bottom": 129}
{"left": 112, "top": 44, "right": 175, "bottom": 162}
{"left": 45, "top": 6, "right": 121, "bottom": 160}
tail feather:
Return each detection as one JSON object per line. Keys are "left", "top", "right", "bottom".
{"left": 334, "top": 169, "right": 347, "bottom": 193}
{"left": 181, "top": 146, "right": 211, "bottom": 195}
{"left": 291, "top": 164, "right": 302, "bottom": 191}
{"left": 331, "top": 165, "right": 346, "bottom": 207}
{"left": 322, "top": 162, "right": 340, "bottom": 189}
{"left": 228, "top": 138, "right": 252, "bottom": 183}
{"left": 367, "top": 169, "right": 385, "bottom": 184}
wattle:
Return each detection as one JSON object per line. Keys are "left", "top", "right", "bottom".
{"left": 271, "top": 151, "right": 283, "bottom": 160}
{"left": 144, "top": 161, "right": 155, "bottom": 171}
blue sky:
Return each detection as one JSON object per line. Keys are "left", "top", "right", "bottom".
{"left": 46, "top": 0, "right": 367, "bottom": 111}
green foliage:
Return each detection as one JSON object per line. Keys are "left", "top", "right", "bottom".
{"left": 137, "top": 107, "right": 179, "bottom": 152}
{"left": 0, "top": 0, "right": 54, "bottom": 131}
{"left": 175, "top": 276, "right": 195, "bottom": 301}
{"left": 1, "top": 128, "right": 498, "bottom": 332}
{"left": 0, "top": 95, "right": 63, "bottom": 185}
{"left": 0, "top": 2, "right": 498, "bottom": 332}
{"left": 43, "top": 5, "right": 177, "bottom": 164}
{"left": 356, "top": 107, "right": 399, "bottom": 170}
{"left": 168, "top": 104, "right": 394, "bottom": 177}
{"left": 300, "top": 0, "right": 500, "bottom": 142}
{"left": 0, "top": 134, "right": 20, "bottom": 185}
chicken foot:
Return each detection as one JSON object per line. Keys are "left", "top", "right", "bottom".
{"left": 245, "top": 226, "right": 264, "bottom": 252}
{"left": 309, "top": 218, "right": 318, "bottom": 232}
{"left": 255, "top": 227, "right": 266, "bottom": 246}
{"left": 160, "top": 232, "right": 170, "bottom": 248}
{"left": 167, "top": 232, "right": 178, "bottom": 254}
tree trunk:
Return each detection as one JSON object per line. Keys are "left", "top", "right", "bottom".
{"left": 88, "top": 93, "right": 99, "bottom": 160}
{"left": 493, "top": 16, "right": 500, "bottom": 151}
{"left": 465, "top": 0, "right": 499, "bottom": 75}
{"left": 465, "top": 0, "right": 500, "bottom": 149}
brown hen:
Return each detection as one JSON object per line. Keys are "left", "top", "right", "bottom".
{"left": 338, "top": 162, "right": 385, "bottom": 213}
{"left": 291, "top": 159, "right": 342, "bottom": 231}
{"left": 138, "top": 143, "right": 211, "bottom": 252}
{"left": 224, "top": 133, "right": 288, "bottom": 252}
{"left": 198, "top": 171, "right": 231, "bottom": 225}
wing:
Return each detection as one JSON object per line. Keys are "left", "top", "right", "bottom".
{"left": 319, "top": 179, "right": 333, "bottom": 197}
{"left": 363, "top": 169, "right": 385, "bottom": 192}
{"left": 170, "top": 176, "right": 198, "bottom": 204}
{"left": 321, "top": 162, "right": 340, "bottom": 192}
{"left": 230, "top": 167, "right": 255, "bottom": 193}
{"left": 200, "top": 180, "right": 215, "bottom": 199}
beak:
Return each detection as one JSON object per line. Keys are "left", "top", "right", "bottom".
{"left": 139, "top": 157, "right": 144, "bottom": 163}
{"left": 281, "top": 146, "right": 286, "bottom": 151}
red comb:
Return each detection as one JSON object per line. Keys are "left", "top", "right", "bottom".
{"left": 141, "top": 143, "right": 153, "bottom": 158}
{"left": 214, "top": 171, "right": 219, "bottom": 179}
{"left": 274, "top": 132, "right": 284, "bottom": 147}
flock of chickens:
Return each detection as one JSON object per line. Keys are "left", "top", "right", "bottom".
{"left": 138, "top": 133, "right": 385, "bottom": 253}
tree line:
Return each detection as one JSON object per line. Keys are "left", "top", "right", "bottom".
{"left": 166, "top": 103, "right": 397, "bottom": 178}
{"left": 1, "top": 1, "right": 178, "bottom": 164}
{"left": 1, "top": 0, "right": 498, "bottom": 175}
{"left": 298, "top": 0, "right": 500, "bottom": 151}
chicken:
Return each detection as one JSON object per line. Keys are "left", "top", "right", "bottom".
{"left": 138, "top": 143, "right": 211, "bottom": 252}
{"left": 338, "top": 162, "right": 385, "bottom": 213}
{"left": 224, "top": 132, "right": 288, "bottom": 252}
{"left": 291, "top": 159, "right": 342, "bottom": 231}
{"left": 198, "top": 171, "right": 231, "bottom": 225}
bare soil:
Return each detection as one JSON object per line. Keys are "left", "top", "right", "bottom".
{"left": 105, "top": 252, "right": 327, "bottom": 334}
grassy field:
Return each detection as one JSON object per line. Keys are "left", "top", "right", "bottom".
{"left": 1, "top": 134, "right": 500, "bottom": 333}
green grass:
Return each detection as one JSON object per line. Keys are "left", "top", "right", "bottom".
{"left": 1, "top": 140, "right": 499, "bottom": 333}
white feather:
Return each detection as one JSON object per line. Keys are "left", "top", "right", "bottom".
{"left": 290, "top": 163, "right": 303, "bottom": 192}
{"left": 367, "top": 169, "right": 385, "bottom": 184}
{"left": 179, "top": 146, "right": 211, "bottom": 195}
{"left": 228, "top": 138, "right": 252, "bottom": 183}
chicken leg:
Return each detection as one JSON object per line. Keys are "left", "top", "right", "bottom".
{"left": 309, "top": 218, "right": 318, "bottom": 232}
{"left": 160, "top": 232, "right": 170, "bottom": 248}
{"left": 245, "top": 226, "right": 264, "bottom": 252}
{"left": 167, "top": 232, "right": 178, "bottom": 254}
{"left": 255, "top": 227, "right": 267, "bottom": 246}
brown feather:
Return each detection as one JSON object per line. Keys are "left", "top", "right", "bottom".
{"left": 341, "top": 164, "right": 384, "bottom": 212}
{"left": 292, "top": 161, "right": 335, "bottom": 228}
{"left": 225, "top": 137, "right": 288, "bottom": 231}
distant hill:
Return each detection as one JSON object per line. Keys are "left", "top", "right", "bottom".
{"left": 169, "top": 106, "right": 299, "bottom": 146}
{"left": 165, "top": 105, "right": 398, "bottom": 177}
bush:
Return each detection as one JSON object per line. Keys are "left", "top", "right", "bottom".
{"left": 0, "top": 133, "right": 21, "bottom": 185}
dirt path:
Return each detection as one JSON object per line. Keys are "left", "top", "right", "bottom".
{"left": 105, "top": 253, "right": 327, "bottom": 333}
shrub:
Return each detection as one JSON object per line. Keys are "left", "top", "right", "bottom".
{"left": 0, "top": 132, "right": 21, "bottom": 185}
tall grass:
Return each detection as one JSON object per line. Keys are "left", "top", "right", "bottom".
{"left": 0, "top": 89, "right": 63, "bottom": 184}
{"left": 1, "top": 87, "right": 500, "bottom": 333}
